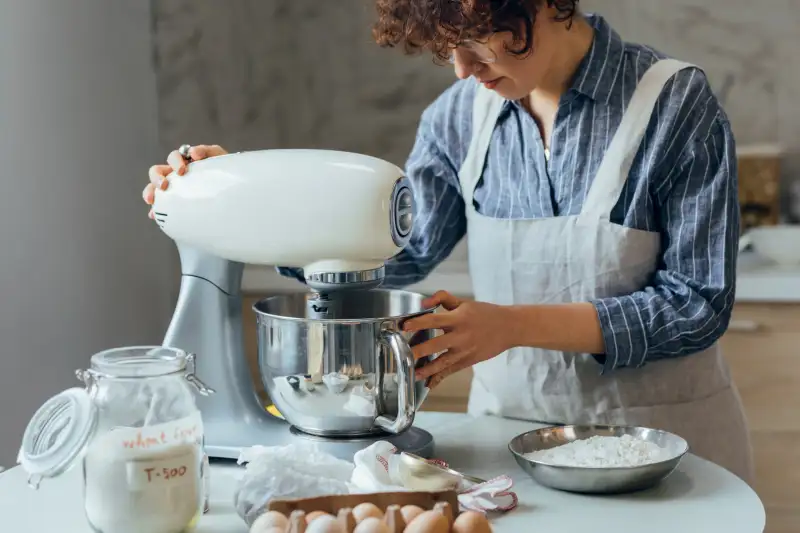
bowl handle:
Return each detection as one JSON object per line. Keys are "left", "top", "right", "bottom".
{"left": 374, "top": 329, "right": 416, "bottom": 434}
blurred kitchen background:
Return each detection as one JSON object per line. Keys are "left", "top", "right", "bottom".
{"left": 1, "top": 1, "right": 798, "bottom": 531}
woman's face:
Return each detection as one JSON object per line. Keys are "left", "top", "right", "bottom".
{"left": 451, "top": 13, "right": 566, "bottom": 100}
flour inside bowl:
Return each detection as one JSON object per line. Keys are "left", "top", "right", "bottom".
{"left": 524, "top": 434, "right": 671, "bottom": 467}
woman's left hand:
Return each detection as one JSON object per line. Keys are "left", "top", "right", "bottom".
{"left": 403, "top": 291, "right": 516, "bottom": 388}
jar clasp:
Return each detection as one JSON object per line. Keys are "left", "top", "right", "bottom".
{"left": 184, "top": 353, "right": 216, "bottom": 396}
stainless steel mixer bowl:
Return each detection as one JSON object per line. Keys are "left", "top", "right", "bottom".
{"left": 508, "top": 425, "right": 689, "bottom": 494}
{"left": 253, "top": 289, "right": 438, "bottom": 437}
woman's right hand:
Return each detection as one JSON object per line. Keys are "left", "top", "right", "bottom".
{"left": 143, "top": 144, "right": 228, "bottom": 219}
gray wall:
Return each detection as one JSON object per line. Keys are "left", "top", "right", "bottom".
{"left": 151, "top": 0, "right": 452, "bottom": 167}
{"left": 153, "top": 0, "right": 800, "bottom": 208}
{"left": 587, "top": 0, "right": 800, "bottom": 149}
{"left": 0, "top": 1, "right": 178, "bottom": 465}
{"left": 585, "top": 0, "right": 800, "bottom": 218}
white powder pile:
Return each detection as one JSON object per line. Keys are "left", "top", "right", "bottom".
{"left": 83, "top": 438, "right": 202, "bottom": 533}
{"left": 524, "top": 434, "right": 670, "bottom": 467}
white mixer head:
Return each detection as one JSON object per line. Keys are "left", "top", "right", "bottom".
{"left": 151, "top": 149, "right": 413, "bottom": 291}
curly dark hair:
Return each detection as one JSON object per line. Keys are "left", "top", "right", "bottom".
{"left": 373, "top": 0, "right": 579, "bottom": 63}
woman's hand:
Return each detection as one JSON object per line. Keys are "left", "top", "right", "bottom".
{"left": 142, "top": 144, "right": 228, "bottom": 218}
{"left": 403, "top": 291, "right": 516, "bottom": 388}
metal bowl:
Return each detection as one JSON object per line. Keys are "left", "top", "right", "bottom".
{"left": 508, "top": 425, "right": 689, "bottom": 494}
{"left": 254, "top": 290, "right": 439, "bottom": 437}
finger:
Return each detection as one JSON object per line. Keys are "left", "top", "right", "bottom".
{"left": 428, "top": 357, "right": 475, "bottom": 388}
{"left": 415, "top": 350, "right": 465, "bottom": 381}
{"left": 189, "top": 144, "right": 226, "bottom": 160}
{"left": 148, "top": 208, "right": 155, "bottom": 220}
{"left": 148, "top": 165, "right": 172, "bottom": 189}
{"left": 167, "top": 150, "right": 188, "bottom": 175}
{"left": 422, "top": 290, "right": 462, "bottom": 311}
{"left": 427, "top": 374, "right": 444, "bottom": 390}
{"left": 142, "top": 183, "right": 155, "bottom": 205}
{"left": 411, "top": 333, "right": 456, "bottom": 361}
{"left": 403, "top": 311, "right": 456, "bottom": 332}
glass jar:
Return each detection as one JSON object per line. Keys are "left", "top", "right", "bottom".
{"left": 18, "top": 346, "right": 214, "bottom": 533}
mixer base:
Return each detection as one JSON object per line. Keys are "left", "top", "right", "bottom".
{"left": 288, "top": 425, "right": 435, "bottom": 460}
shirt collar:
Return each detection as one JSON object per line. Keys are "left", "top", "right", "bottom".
{"left": 568, "top": 14, "right": 627, "bottom": 106}
{"left": 504, "top": 14, "right": 626, "bottom": 111}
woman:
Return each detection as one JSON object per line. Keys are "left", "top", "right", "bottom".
{"left": 144, "top": 1, "right": 753, "bottom": 482}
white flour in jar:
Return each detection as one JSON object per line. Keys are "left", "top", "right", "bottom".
{"left": 83, "top": 429, "right": 202, "bottom": 533}
{"left": 524, "top": 434, "right": 670, "bottom": 467}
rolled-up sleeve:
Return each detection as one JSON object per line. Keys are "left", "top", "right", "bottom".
{"left": 593, "top": 112, "right": 740, "bottom": 372}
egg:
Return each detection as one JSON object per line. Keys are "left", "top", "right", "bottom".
{"left": 306, "top": 511, "right": 333, "bottom": 524}
{"left": 399, "top": 505, "right": 424, "bottom": 525}
{"left": 251, "top": 511, "right": 289, "bottom": 533}
{"left": 306, "top": 514, "right": 346, "bottom": 533}
{"left": 403, "top": 510, "right": 449, "bottom": 533}
{"left": 353, "top": 517, "right": 390, "bottom": 533}
{"left": 452, "top": 511, "right": 493, "bottom": 533}
{"left": 352, "top": 502, "right": 384, "bottom": 523}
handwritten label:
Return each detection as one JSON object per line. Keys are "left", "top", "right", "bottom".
{"left": 126, "top": 447, "right": 200, "bottom": 490}
{"left": 111, "top": 411, "right": 204, "bottom": 452}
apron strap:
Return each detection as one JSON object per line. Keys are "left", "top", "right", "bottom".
{"left": 579, "top": 59, "right": 700, "bottom": 222}
{"left": 458, "top": 84, "right": 507, "bottom": 209}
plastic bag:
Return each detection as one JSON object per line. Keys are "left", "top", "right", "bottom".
{"left": 232, "top": 440, "right": 518, "bottom": 527}
{"left": 233, "top": 442, "right": 355, "bottom": 527}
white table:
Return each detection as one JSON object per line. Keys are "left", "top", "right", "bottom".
{"left": 0, "top": 413, "right": 765, "bottom": 533}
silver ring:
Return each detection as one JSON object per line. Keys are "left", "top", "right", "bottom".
{"left": 178, "top": 144, "right": 193, "bottom": 161}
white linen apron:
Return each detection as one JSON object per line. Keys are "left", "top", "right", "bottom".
{"left": 461, "top": 59, "right": 754, "bottom": 483}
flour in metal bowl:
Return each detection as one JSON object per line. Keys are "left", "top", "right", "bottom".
{"left": 524, "top": 434, "right": 671, "bottom": 468}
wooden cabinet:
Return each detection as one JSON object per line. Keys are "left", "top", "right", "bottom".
{"left": 721, "top": 304, "right": 800, "bottom": 533}
{"left": 242, "top": 296, "right": 269, "bottom": 402}
{"left": 419, "top": 367, "right": 472, "bottom": 413}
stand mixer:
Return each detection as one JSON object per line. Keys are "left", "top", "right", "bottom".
{"left": 152, "top": 149, "right": 437, "bottom": 460}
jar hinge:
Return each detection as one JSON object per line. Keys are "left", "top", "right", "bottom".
{"left": 184, "top": 353, "right": 216, "bottom": 396}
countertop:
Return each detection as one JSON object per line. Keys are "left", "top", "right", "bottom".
{"left": 0, "top": 413, "right": 765, "bottom": 533}
{"left": 242, "top": 252, "right": 800, "bottom": 302}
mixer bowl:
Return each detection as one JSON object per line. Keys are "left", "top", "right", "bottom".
{"left": 253, "top": 290, "right": 439, "bottom": 437}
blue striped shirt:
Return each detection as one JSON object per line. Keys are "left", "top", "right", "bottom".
{"left": 282, "top": 14, "right": 740, "bottom": 373}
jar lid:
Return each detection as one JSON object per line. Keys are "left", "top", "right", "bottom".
{"left": 17, "top": 387, "right": 98, "bottom": 487}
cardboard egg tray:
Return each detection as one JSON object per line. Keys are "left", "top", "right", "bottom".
{"left": 251, "top": 489, "right": 492, "bottom": 532}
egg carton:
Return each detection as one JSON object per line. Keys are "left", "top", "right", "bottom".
{"left": 251, "top": 489, "right": 493, "bottom": 533}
